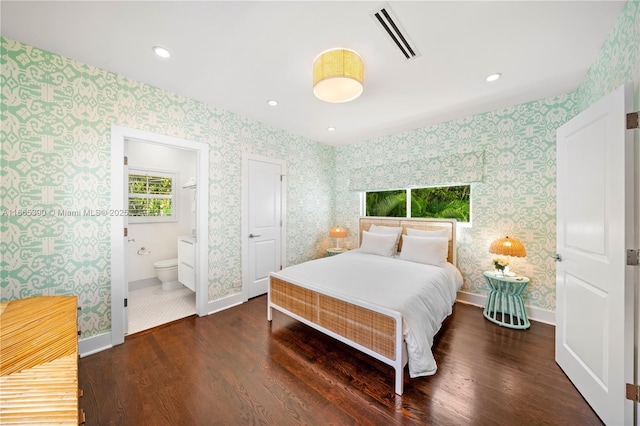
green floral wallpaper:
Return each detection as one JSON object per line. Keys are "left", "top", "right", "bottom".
{"left": 335, "top": 95, "right": 577, "bottom": 311}
{"left": 1, "top": 0, "right": 638, "bottom": 338}
{"left": 575, "top": 0, "right": 640, "bottom": 112}
{"left": 336, "top": 0, "right": 640, "bottom": 313}
{"left": 0, "top": 37, "right": 334, "bottom": 337}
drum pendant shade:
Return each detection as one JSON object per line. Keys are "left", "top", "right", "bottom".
{"left": 313, "top": 48, "right": 364, "bottom": 103}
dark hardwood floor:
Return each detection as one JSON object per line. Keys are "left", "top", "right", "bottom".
{"left": 79, "top": 296, "right": 602, "bottom": 425}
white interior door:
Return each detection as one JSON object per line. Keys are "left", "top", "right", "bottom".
{"left": 556, "top": 83, "right": 634, "bottom": 425}
{"left": 123, "top": 142, "right": 129, "bottom": 335}
{"left": 247, "top": 157, "right": 283, "bottom": 298}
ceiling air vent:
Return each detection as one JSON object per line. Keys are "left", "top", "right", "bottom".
{"left": 372, "top": 5, "right": 420, "bottom": 61}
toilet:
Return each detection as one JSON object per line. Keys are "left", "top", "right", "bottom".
{"left": 153, "top": 258, "right": 181, "bottom": 291}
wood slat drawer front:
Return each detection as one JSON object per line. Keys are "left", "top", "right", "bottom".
{"left": 0, "top": 296, "right": 81, "bottom": 425}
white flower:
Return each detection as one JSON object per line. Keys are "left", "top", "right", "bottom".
{"left": 493, "top": 256, "right": 509, "bottom": 269}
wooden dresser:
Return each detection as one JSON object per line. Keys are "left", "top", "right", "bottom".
{"left": 0, "top": 296, "right": 85, "bottom": 424}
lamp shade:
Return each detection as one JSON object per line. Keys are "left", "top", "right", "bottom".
{"left": 313, "top": 48, "right": 363, "bottom": 103}
{"left": 329, "top": 226, "right": 348, "bottom": 239}
{"left": 489, "top": 236, "right": 526, "bottom": 257}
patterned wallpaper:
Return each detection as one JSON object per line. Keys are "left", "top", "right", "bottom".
{"left": 335, "top": 95, "right": 577, "bottom": 311}
{"left": 1, "top": 0, "right": 638, "bottom": 337}
{"left": 336, "top": 0, "right": 640, "bottom": 312}
{"left": 575, "top": 0, "right": 640, "bottom": 112}
{"left": 0, "top": 37, "right": 334, "bottom": 338}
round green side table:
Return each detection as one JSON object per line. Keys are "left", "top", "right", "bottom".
{"left": 483, "top": 271, "right": 530, "bottom": 329}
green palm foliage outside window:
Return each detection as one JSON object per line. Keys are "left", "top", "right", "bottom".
{"left": 366, "top": 185, "right": 470, "bottom": 222}
{"left": 128, "top": 173, "right": 174, "bottom": 218}
{"left": 365, "top": 189, "right": 407, "bottom": 217}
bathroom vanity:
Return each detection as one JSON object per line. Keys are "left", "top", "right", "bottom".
{"left": 178, "top": 236, "right": 196, "bottom": 291}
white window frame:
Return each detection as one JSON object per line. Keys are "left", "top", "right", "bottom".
{"left": 362, "top": 184, "right": 472, "bottom": 224}
{"left": 128, "top": 167, "right": 178, "bottom": 223}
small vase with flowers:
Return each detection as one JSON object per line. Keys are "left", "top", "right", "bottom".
{"left": 493, "top": 256, "right": 509, "bottom": 276}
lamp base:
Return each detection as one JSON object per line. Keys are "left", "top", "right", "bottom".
{"left": 503, "top": 265, "right": 516, "bottom": 277}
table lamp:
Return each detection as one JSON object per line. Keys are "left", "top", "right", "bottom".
{"left": 329, "top": 226, "right": 348, "bottom": 250}
{"left": 489, "top": 236, "right": 526, "bottom": 276}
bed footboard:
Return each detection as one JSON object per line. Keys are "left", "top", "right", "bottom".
{"left": 268, "top": 276, "right": 406, "bottom": 394}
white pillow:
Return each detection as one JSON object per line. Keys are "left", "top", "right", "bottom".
{"left": 400, "top": 235, "right": 449, "bottom": 266}
{"left": 368, "top": 224, "right": 403, "bottom": 247}
{"left": 359, "top": 231, "right": 398, "bottom": 257}
{"left": 406, "top": 227, "right": 449, "bottom": 238}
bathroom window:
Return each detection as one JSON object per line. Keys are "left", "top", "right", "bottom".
{"left": 128, "top": 169, "right": 177, "bottom": 223}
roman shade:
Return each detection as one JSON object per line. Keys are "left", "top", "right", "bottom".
{"left": 349, "top": 150, "right": 484, "bottom": 191}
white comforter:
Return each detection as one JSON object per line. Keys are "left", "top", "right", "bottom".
{"left": 272, "top": 249, "right": 463, "bottom": 377}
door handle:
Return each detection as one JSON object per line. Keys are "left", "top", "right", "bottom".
{"left": 249, "top": 234, "right": 261, "bottom": 238}
{"left": 554, "top": 254, "right": 563, "bottom": 262}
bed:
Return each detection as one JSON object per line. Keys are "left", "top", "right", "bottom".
{"left": 268, "top": 217, "right": 462, "bottom": 395}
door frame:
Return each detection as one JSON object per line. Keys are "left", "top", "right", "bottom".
{"left": 241, "top": 153, "right": 286, "bottom": 302}
{"left": 110, "top": 125, "right": 209, "bottom": 346}
{"left": 555, "top": 83, "right": 635, "bottom": 424}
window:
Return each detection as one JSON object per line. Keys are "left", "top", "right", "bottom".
{"left": 365, "top": 185, "right": 471, "bottom": 223}
{"left": 365, "top": 189, "right": 407, "bottom": 217}
{"left": 128, "top": 169, "right": 177, "bottom": 222}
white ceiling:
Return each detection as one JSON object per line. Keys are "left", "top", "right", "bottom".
{"left": 0, "top": 1, "right": 627, "bottom": 146}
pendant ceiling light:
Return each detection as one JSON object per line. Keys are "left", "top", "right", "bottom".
{"left": 313, "top": 48, "right": 364, "bottom": 103}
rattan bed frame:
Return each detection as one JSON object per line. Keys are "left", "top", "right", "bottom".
{"left": 268, "top": 217, "right": 457, "bottom": 395}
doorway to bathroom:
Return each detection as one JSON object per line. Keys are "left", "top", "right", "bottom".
{"left": 125, "top": 140, "right": 197, "bottom": 334}
{"left": 110, "top": 126, "right": 209, "bottom": 345}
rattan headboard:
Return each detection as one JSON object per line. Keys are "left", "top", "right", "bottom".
{"left": 358, "top": 216, "right": 457, "bottom": 265}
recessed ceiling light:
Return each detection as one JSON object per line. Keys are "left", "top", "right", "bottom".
{"left": 327, "top": 127, "right": 336, "bottom": 132}
{"left": 152, "top": 46, "right": 171, "bottom": 58}
{"left": 486, "top": 73, "right": 501, "bottom": 82}
{"left": 267, "top": 100, "right": 278, "bottom": 106}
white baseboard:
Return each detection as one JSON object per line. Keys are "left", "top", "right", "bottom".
{"left": 87, "top": 292, "right": 533, "bottom": 359}
{"left": 128, "top": 277, "right": 160, "bottom": 291}
{"left": 79, "top": 293, "right": 247, "bottom": 357}
{"left": 207, "top": 292, "right": 245, "bottom": 315}
{"left": 456, "top": 291, "right": 556, "bottom": 326}
{"left": 79, "top": 332, "right": 113, "bottom": 357}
